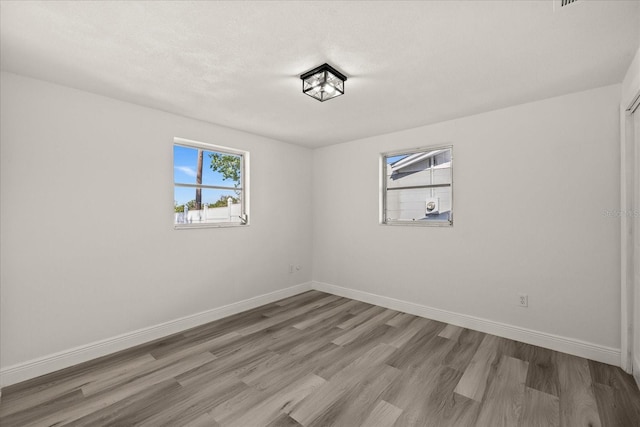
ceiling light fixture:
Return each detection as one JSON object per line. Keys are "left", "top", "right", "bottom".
{"left": 300, "top": 63, "right": 347, "bottom": 102}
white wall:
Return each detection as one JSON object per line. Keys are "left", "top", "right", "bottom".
{"left": 0, "top": 72, "right": 626, "bottom": 385}
{"left": 622, "top": 47, "right": 640, "bottom": 109}
{"left": 620, "top": 46, "right": 640, "bottom": 380}
{"left": 0, "top": 72, "right": 313, "bottom": 375}
{"left": 313, "top": 84, "right": 622, "bottom": 351}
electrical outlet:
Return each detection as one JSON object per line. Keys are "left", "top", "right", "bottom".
{"left": 518, "top": 294, "right": 528, "bottom": 307}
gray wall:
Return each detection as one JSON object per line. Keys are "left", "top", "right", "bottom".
{"left": 0, "top": 72, "right": 313, "bottom": 371}
{"left": 0, "top": 73, "right": 626, "bottom": 383}
{"left": 313, "top": 84, "right": 622, "bottom": 350}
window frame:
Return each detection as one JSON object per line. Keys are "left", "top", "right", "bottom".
{"left": 173, "top": 137, "right": 250, "bottom": 229}
{"left": 380, "top": 144, "right": 453, "bottom": 227}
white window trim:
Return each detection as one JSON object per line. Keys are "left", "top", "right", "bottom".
{"left": 173, "top": 137, "right": 250, "bottom": 229}
{"left": 380, "top": 144, "right": 453, "bottom": 227}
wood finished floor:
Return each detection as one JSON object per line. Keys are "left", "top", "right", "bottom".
{"left": 1, "top": 291, "right": 639, "bottom": 427}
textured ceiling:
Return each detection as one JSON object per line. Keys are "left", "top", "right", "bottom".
{"left": 1, "top": 1, "right": 639, "bottom": 148}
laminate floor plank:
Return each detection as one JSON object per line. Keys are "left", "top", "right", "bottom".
{"left": 361, "top": 400, "right": 403, "bottom": 427}
{"left": 37, "top": 352, "right": 215, "bottom": 426}
{"left": 235, "top": 294, "right": 342, "bottom": 336}
{"left": 80, "top": 347, "right": 217, "bottom": 397}
{"left": 453, "top": 334, "right": 500, "bottom": 402}
{"left": 385, "top": 312, "right": 415, "bottom": 328}
{"left": 0, "top": 388, "right": 86, "bottom": 426}
{"left": 0, "top": 352, "right": 157, "bottom": 418}
{"left": 336, "top": 305, "right": 386, "bottom": 330}
{"left": 207, "top": 383, "right": 268, "bottom": 425}
{"left": 181, "top": 412, "right": 221, "bottom": 427}
{"left": 475, "top": 355, "right": 529, "bottom": 427}
{"left": 268, "top": 314, "right": 352, "bottom": 355}
{"left": 518, "top": 387, "right": 559, "bottom": 427}
{"left": 289, "top": 343, "right": 397, "bottom": 426}
{"left": 245, "top": 356, "right": 315, "bottom": 393}
{"left": 244, "top": 330, "right": 348, "bottom": 389}
{"left": 590, "top": 358, "right": 640, "bottom": 427}
{"left": 524, "top": 345, "right": 559, "bottom": 397}
{"left": 387, "top": 317, "right": 432, "bottom": 348}
{"left": 0, "top": 338, "right": 165, "bottom": 398}
{"left": 392, "top": 362, "right": 463, "bottom": 427}
{"left": 347, "top": 323, "right": 398, "bottom": 349}
{"left": 589, "top": 358, "right": 640, "bottom": 423}
{"left": 292, "top": 299, "right": 361, "bottom": 330}
{"left": 19, "top": 378, "right": 177, "bottom": 427}
{"left": 180, "top": 306, "right": 275, "bottom": 340}
{"left": 345, "top": 300, "right": 375, "bottom": 316}
{"left": 265, "top": 413, "right": 303, "bottom": 427}
{"left": 382, "top": 337, "right": 458, "bottom": 413}
{"left": 237, "top": 351, "right": 294, "bottom": 385}
{"left": 293, "top": 324, "right": 350, "bottom": 355}
{"left": 592, "top": 383, "right": 622, "bottom": 427}
{"left": 137, "top": 375, "right": 248, "bottom": 427}
{"left": 226, "top": 373, "right": 325, "bottom": 427}
{"left": 175, "top": 344, "right": 274, "bottom": 388}
{"left": 311, "top": 324, "right": 395, "bottom": 381}
{"left": 386, "top": 335, "right": 467, "bottom": 427}
{"left": 435, "top": 392, "right": 480, "bottom": 427}
{"left": 306, "top": 363, "right": 400, "bottom": 427}
{"left": 442, "top": 328, "right": 485, "bottom": 373}
{"left": 150, "top": 330, "right": 242, "bottom": 360}
{"left": 332, "top": 309, "right": 398, "bottom": 346}
{"left": 384, "top": 321, "right": 447, "bottom": 370}
{"left": 67, "top": 379, "right": 185, "bottom": 427}
{"left": 389, "top": 364, "right": 455, "bottom": 427}
{"left": 1, "top": 291, "right": 638, "bottom": 426}
{"left": 208, "top": 328, "right": 289, "bottom": 360}
{"left": 421, "top": 366, "right": 472, "bottom": 427}
{"left": 557, "top": 352, "right": 602, "bottom": 427}
{"left": 274, "top": 290, "right": 326, "bottom": 307}
{"left": 438, "top": 324, "right": 464, "bottom": 341}
{"left": 262, "top": 293, "right": 344, "bottom": 319}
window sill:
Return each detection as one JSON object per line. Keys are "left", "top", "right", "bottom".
{"left": 174, "top": 222, "right": 249, "bottom": 230}
{"left": 381, "top": 220, "right": 453, "bottom": 227}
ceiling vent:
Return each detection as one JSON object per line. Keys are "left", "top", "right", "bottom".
{"left": 561, "top": 0, "right": 578, "bottom": 6}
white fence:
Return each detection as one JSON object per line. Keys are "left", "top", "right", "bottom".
{"left": 175, "top": 203, "right": 242, "bottom": 224}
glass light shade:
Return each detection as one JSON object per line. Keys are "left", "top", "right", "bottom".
{"left": 300, "top": 64, "right": 347, "bottom": 102}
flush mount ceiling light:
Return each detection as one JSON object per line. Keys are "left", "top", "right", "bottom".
{"left": 300, "top": 63, "right": 347, "bottom": 102}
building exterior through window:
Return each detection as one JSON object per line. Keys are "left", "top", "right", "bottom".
{"left": 382, "top": 146, "right": 452, "bottom": 226}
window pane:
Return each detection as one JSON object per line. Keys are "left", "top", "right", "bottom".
{"left": 174, "top": 187, "right": 242, "bottom": 224}
{"left": 386, "top": 187, "right": 451, "bottom": 222}
{"left": 383, "top": 146, "right": 452, "bottom": 225}
{"left": 174, "top": 145, "right": 242, "bottom": 189}
{"left": 387, "top": 152, "right": 451, "bottom": 189}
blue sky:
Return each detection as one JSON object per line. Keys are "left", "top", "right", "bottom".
{"left": 387, "top": 154, "right": 407, "bottom": 164}
{"left": 174, "top": 145, "right": 241, "bottom": 206}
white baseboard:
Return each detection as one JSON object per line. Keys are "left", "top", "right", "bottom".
{"left": 1, "top": 280, "right": 622, "bottom": 389}
{"left": 0, "top": 282, "right": 312, "bottom": 389}
{"left": 312, "top": 281, "right": 621, "bottom": 367}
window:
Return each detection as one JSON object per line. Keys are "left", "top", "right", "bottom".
{"left": 173, "top": 137, "right": 249, "bottom": 228}
{"left": 381, "top": 145, "right": 453, "bottom": 226}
